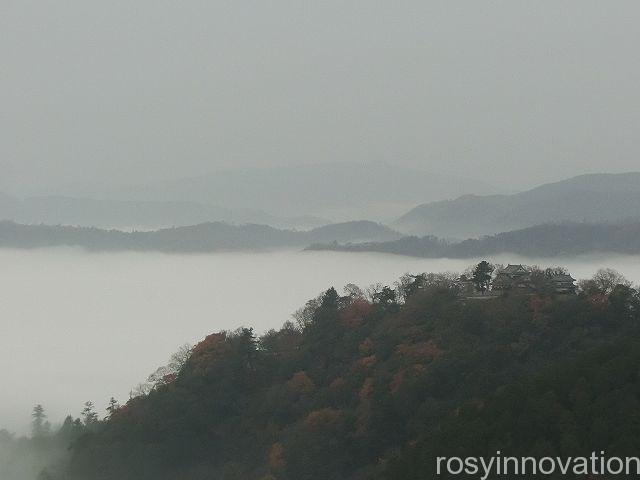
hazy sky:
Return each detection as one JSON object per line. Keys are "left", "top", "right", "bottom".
{"left": 2, "top": 1, "right": 639, "bottom": 194}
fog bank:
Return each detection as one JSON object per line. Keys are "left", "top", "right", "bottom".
{"left": 2, "top": 249, "right": 640, "bottom": 434}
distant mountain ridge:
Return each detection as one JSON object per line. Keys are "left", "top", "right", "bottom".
{"left": 308, "top": 222, "right": 640, "bottom": 258}
{"left": 59, "top": 162, "right": 499, "bottom": 221}
{"left": 0, "top": 194, "right": 328, "bottom": 230}
{"left": 395, "top": 173, "right": 640, "bottom": 238}
{"left": 0, "top": 220, "right": 401, "bottom": 253}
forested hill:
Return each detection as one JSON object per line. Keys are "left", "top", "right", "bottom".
{"left": 0, "top": 220, "right": 400, "bottom": 252}
{"left": 308, "top": 222, "right": 640, "bottom": 258}
{"left": 394, "top": 172, "right": 640, "bottom": 237}
{"left": 46, "top": 270, "right": 640, "bottom": 479}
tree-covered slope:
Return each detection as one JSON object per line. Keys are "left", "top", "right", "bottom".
{"left": 0, "top": 220, "right": 399, "bottom": 253}
{"left": 395, "top": 173, "right": 640, "bottom": 237}
{"left": 57, "top": 273, "right": 640, "bottom": 480}
{"left": 309, "top": 222, "right": 640, "bottom": 258}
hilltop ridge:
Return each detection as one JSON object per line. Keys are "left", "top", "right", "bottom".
{"left": 0, "top": 220, "right": 400, "bottom": 253}
{"left": 40, "top": 267, "right": 640, "bottom": 480}
{"left": 395, "top": 173, "right": 640, "bottom": 237}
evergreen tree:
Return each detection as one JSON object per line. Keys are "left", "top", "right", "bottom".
{"left": 31, "top": 404, "right": 48, "bottom": 438}
{"left": 320, "top": 287, "right": 339, "bottom": 311}
{"left": 81, "top": 401, "right": 98, "bottom": 426}
{"left": 472, "top": 260, "right": 494, "bottom": 293}
{"left": 106, "top": 397, "right": 120, "bottom": 418}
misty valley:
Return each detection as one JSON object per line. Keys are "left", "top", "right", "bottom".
{"left": 5, "top": 1, "right": 640, "bottom": 478}
{"left": 3, "top": 249, "right": 640, "bottom": 479}
{"left": 3, "top": 247, "right": 640, "bottom": 479}
{"left": 5, "top": 175, "right": 640, "bottom": 480}
{"left": 4, "top": 247, "right": 466, "bottom": 435}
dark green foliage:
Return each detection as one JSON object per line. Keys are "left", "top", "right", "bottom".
{"left": 309, "top": 222, "right": 640, "bottom": 258}
{"left": 471, "top": 261, "right": 494, "bottom": 292}
{"left": 31, "top": 405, "right": 49, "bottom": 438}
{"left": 54, "top": 277, "right": 640, "bottom": 480}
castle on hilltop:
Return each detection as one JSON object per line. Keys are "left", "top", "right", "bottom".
{"left": 460, "top": 264, "right": 577, "bottom": 298}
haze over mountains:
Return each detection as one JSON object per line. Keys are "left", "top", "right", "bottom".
{"left": 394, "top": 173, "right": 640, "bottom": 238}
{"left": 0, "top": 194, "right": 327, "bottom": 231}
{"left": 0, "top": 220, "right": 400, "bottom": 253}
{"left": 3, "top": 171, "right": 640, "bottom": 258}
{"left": 54, "top": 163, "right": 499, "bottom": 222}
{"left": 309, "top": 222, "right": 640, "bottom": 259}
{"left": 5, "top": 2, "right": 640, "bottom": 479}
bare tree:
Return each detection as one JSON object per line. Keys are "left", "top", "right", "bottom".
{"left": 365, "top": 283, "right": 384, "bottom": 302}
{"left": 343, "top": 283, "right": 365, "bottom": 300}
{"left": 292, "top": 292, "right": 325, "bottom": 329}
{"left": 579, "top": 268, "right": 631, "bottom": 295}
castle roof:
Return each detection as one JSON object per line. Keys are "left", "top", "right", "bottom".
{"left": 500, "top": 264, "right": 528, "bottom": 275}
{"left": 550, "top": 274, "right": 576, "bottom": 282}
